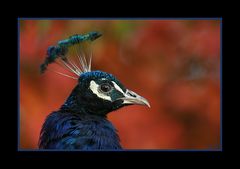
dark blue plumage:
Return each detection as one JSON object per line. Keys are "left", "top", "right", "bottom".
{"left": 39, "top": 71, "right": 149, "bottom": 150}
{"left": 39, "top": 32, "right": 150, "bottom": 150}
{"left": 39, "top": 110, "right": 121, "bottom": 149}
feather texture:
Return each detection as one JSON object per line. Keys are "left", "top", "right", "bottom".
{"left": 39, "top": 111, "right": 121, "bottom": 150}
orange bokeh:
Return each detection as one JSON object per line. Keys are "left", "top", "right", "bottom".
{"left": 19, "top": 19, "right": 221, "bottom": 149}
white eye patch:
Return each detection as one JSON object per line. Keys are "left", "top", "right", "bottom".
{"left": 89, "top": 80, "right": 126, "bottom": 102}
{"left": 111, "top": 81, "right": 124, "bottom": 94}
{"left": 89, "top": 80, "right": 112, "bottom": 101}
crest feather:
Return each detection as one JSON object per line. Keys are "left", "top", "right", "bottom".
{"left": 40, "top": 31, "right": 102, "bottom": 79}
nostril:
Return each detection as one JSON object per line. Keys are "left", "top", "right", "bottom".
{"left": 128, "top": 92, "right": 136, "bottom": 97}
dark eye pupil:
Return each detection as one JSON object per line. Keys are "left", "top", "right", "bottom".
{"left": 101, "top": 84, "right": 111, "bottom": 92}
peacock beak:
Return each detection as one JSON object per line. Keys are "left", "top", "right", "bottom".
{"left": 121, "top": 89, "right": 150, "bottom": 108}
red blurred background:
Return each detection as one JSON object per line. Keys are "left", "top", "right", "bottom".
{"left": 19, "top": 19, "right": 221, "bottom": 149}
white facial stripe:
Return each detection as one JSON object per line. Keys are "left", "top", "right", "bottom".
{"left": 89, "top": 80, "right": 112, "bottom": 101}
{"left": 111, "top": 81, "right": 125, "bottom": 94}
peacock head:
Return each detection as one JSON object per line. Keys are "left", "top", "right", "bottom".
{"left": 69, "top": 70, "right": 150, "bottom": 115}
{"left": 41, "top": 32, "right": 150, "bottom": 116}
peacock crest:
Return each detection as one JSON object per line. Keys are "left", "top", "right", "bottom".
{"left": 40, "top": 31, "right": 102, "bottom": 79}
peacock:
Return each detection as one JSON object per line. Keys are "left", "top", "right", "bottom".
{"left": 38, "top": 31, "right": 150, "bottom": 150}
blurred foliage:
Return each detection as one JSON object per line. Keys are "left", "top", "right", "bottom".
{"left": 19, "top": 19, "right": 220, "bottom": 149}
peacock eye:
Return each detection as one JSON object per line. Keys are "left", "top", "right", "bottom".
{"left": 100, "top": 83, "right": 112, "bottom": 93}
